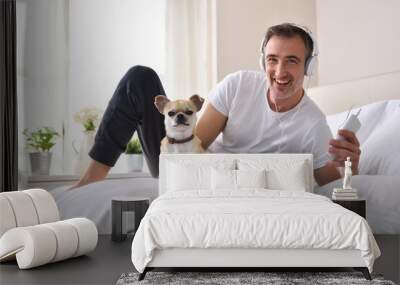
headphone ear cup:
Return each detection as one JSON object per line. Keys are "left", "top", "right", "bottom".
{"left": 259, "top": 54, "right": 265, "bottom": 71}
{"left": 305, "top": 56, "right": 316, "bottom": 76}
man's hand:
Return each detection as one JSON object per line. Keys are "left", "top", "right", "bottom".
{"left": 327, "top": 129, "right": 361, "bottom": 174}
{"left": 314, "top": 130, "right": 361, "bottom": 186}
{"left": 69, "top": 159, "right": 111, "bottom": 189}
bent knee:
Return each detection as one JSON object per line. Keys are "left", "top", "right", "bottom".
{"left": 125, "top": 65, "right": 158, "bottom": 81}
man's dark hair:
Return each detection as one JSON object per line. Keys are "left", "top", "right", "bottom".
{"left": 264, "top": 23, "right": 314, "bottom": 60}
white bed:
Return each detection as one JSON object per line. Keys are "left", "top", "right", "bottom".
{"left": 131, "top": 154, "right": 380, "bottom": 280}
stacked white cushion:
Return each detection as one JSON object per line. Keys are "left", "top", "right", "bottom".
{"left": 24, "top": 189, "right": 60, "bottom": 223}
{"left": 42, "top": 221, "right": 79, "bottom": 262}
{"left": 0, "top": 218, "right": 97, "bottom": 269}
{"left": 1, "top": 191, "right": 40, "bottom": 227}
{"left": 0, "top": 189, "right": 97, "bottom": 269}
{"left": 0, "top": 196, "right": 17, "bottom": 237}
{"left": 0, "top": 189, "right": 59, "bottom": 236}
{"left": 0, "top": 226, "right": 57, "bottom": 267}
{"left": 63, "top": 218, "right": 98, "bottom": 257}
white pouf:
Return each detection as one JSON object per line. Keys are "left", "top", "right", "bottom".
{"left": 0, "top": 189, "right": 98, "bottom": 269}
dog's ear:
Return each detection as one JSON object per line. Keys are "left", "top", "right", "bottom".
{"left": 189, "top": 94, "right": 205, "bottom": 112}
{"left": 154, "top": 95, "right": 170, "bottom": 114}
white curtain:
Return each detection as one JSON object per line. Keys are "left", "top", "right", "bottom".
{"left": 164, "top": 0, "right": 217, "bottom": 100}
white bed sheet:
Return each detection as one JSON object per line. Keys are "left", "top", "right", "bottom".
{"left": 131, "top": 190, "right": 380, "bottom": 273}
{"left": 51, "top": 177, "right": 158, "bottom": 234}
{"left": 314, "top": 175, "right": 400, "bottom": 234}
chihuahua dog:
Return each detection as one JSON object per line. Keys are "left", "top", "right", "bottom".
{"left": 155, "top": 94, "right": 205, "bottom": 153}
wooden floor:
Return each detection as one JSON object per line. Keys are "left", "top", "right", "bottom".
{"left": 374, "top": 235, "right": 400, "bottom": 284}
{"left": 0, "top": 235, "right": 398, "bottom": 285}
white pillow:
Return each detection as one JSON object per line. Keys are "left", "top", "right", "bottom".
{"left": 166, "top": 159, "right": 235, "bottom": 192}
{"left": 238, "top": 159, "right": 308, "bottom": 191}
{"left": 210, "top": 168, "right": 236, "bottom": 190}
{"left": 359, "top": 115, "right": 400, "bottom": 175}
{"left": 267, "top": 162, "right": 307, "bottom": 191}
{"left": 236, "top": 169, "right": 267, "bottom": 189}
{"left": 326, "top": 100, "right": 399, "bottom": 143}
{"left": 167, "top": 161, "right": 209, "bottom": 191}
{"left": 326, "top": 100, "right": 400, "bottom": 176}
{"left": 210, "top": 168, "right": 268, "bottom": 190}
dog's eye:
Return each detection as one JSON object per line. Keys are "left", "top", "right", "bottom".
{"left": 168, "top": 111, "right": 176, "bottom": 117}
{"left": 184, "top": 110, "right": 193, "bottom": 115}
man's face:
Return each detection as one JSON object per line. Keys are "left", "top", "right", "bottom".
{"left": 264, "top": 35, "right": 307, "bottom": 100}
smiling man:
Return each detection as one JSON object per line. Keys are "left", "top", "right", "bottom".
{"left": 196, "top": 23, "right": 361, "bottom": 186}
{"left": 74, "top": 23, "right": 361, "bottom": 189}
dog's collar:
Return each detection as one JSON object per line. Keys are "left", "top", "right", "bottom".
{"left": 166, "top": 135, "right": 194, "bottom": 144}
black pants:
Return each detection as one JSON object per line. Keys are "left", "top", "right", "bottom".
{"left": 89, "top": 66, "right": 166, "bottom": 177}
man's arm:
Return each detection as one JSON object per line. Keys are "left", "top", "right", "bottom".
{"left": 314, "top": 164, "right": 341, "bottom": 186}
{"left": 71, "top": 160, "right": 111, "bottom": 189}
{"left": 195, "top": 103, "right": 228, "bottom": 149}
{"left": 314, "top": 129, "right": 361, "bottom": 186}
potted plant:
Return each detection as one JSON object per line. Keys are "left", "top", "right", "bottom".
{"left": 125, "top": 137, "right": 143, "bottom": 172}
{"left": 23, "top": 127, "right": 60, "bottom": 175}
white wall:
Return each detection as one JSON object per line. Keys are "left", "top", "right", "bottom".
{"left": 215, "top": 0, "right": 317, "bottom": 85}
{"left": 17, "top": 0, "right": 165, "bottom": 175}
{"left": 66, "top": 0, "right": 165, "bottom": 174}
{"left": 17, "top": 0, "right": 68, "bottom": 176}
{"left": 316, "top": 0, "right": 400, "bottom": 85}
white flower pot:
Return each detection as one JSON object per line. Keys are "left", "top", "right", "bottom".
{"left": 72, "top": 130, "right": 95, "bottom": 175}
{"left": 126, "top": 154, "right": 143, "bottom": 172}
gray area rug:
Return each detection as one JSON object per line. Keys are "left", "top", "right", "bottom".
{"left": 116, "top": 271, "right": 396, "bottom": 285}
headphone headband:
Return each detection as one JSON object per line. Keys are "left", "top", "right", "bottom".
{"left": 259, "top": 23, "right": 318, "bottom": 76}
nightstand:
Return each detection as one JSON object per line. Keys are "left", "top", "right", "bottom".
{"left": 332, "top": 199, "right": 366, "bottom": 218}
{"left": 111, "top": 196, "right": 150, "bottom": 242}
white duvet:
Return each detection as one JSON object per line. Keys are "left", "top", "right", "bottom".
{"left": 131, "top": 190, "right": 380, "bottom": 273}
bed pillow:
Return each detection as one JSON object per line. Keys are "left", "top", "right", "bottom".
{"left": 238, "top": 159, "right": 308, "bottom": 191}
{"left": 236, "top": 169, "right": 267, "bottom": 189}
{"left": 166, "top": 159, "right": 235, "bottom": 192}
{"left": 359, "top": 115, "right": 400, "bottom": 175}
{"left": 166, "top": 161, "right": 209, "bottom": 191}
{"left": 210, "top": 168, "right": 268, "bottom": 190}
{"left": 267, "top": 162, "right": 307, "bottom": 191}
{"left": 326, "top": 100, "right": 399, "bottom": 143}
{"left": 210, "top": 168, "right": 236, "bottom": 190}
{"left": 327, "top": 100, "right": 400, "bottom": 175}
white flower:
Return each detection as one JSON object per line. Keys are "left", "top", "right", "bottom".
{"left": 74, "top": 107, "right": 103, "bottom": 132}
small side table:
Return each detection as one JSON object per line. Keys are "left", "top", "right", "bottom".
{"left": 112, "top": 196, "right": 150, "bottom": 242}
{"left": 332, "top": 199, "right": 366, "bottom": 218}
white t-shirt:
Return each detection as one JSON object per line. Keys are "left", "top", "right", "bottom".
{"left": 208, "top": 70, "right": 332, "bottom": 169}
